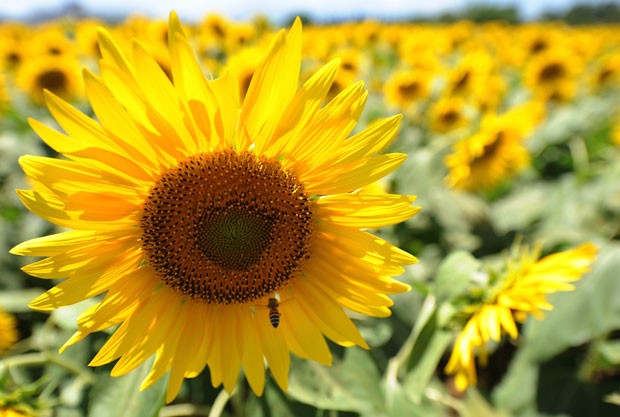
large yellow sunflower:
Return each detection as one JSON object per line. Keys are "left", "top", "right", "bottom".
{"left": 11, "top": 14, "right": 419, "bottom": 402}
{"left": 445, "top": 242, "right": 598, "bottom": 391}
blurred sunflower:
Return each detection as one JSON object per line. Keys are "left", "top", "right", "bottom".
{"left": 428, "top": 96, "right": 469, "bottom": 134}
{"left": 445, "top": 242, "right": 598, "bottom": 391}
{"left": 0, "top": 308, "right": 18, "bottom": 355}
{"left": 444, "top": 51, "right": 493, "bottom": 98}
{"left": 75, "top": 19, "right": 108, "bottom": 59}
{"left": 444, "top": 103, "right": 543, "bottom": 192}
{"left": 0, "top": 409, "right": 30, "bottom": 417}
{"left": 12, "top": 13, "right": 419, "bottom": 402}
{"left": 226, "top": 46, "right": 264, "bottom": 100}
{"left": 384, "top": 69, "right": 430, "bottom": 109}
{"left": 16, "top": 55, "right": 82, "bottom": 104}
{"left": 0, "top": 72, "right": 9, "bottom": 116}
{"left": 612, "top": 115, "right": 620, "bottom": 146}
{"left": 0, "top": 23, "right": 30, "bottom": 70}
{"left": 0, "top": 37, "right": 27, "bottom": 70}
{"left": 524, "top": 47, "right": 580, "bottom": 102}
{"left": 471, "top": 73, "right": 506, "bottom": 114}
{"left": 589, "top": 52, "right": 620, "bottom": 92}
{"left": 29, "top": 25, "right": 77, "bottom": 58}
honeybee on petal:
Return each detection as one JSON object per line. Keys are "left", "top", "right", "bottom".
{"left": 268, "top": 296, "right": 281, "bottom": 328}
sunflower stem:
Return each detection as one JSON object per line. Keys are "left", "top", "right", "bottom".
{"left": 209, "top": 388, "right": 234, "bottom": 417}
{"left": 569, "top": 135, "right": 589, "bottom": 176}
{"left": 0, "top": 351, "right": 95, "bottom": 385}
{"left": 160, "top": 404, "right": 210, "bottom": 417}
{"left": 384, "top": 294, "right": 438, "bottom": 405}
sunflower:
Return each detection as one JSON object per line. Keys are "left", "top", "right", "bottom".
{"left": 444, "top": 103, "right": 543, "bottom": 192}
{"left": 444, "top": 50, "right": 494, "bottom": 98}
{"left": 428, "top": 96, "right": 470, "bottom": 134}
{"left": 0, "top": 308, "right": 18, "bottom": 355}
{"left": 12, "top": 14, "right": 419, "bottom": 402}
{"left": 75, "top": 19, "right": 109, "bottom": 59}
{"left": 524, "top": 47, "right": 580, "bottom": 102}
{"left": 612, "top": 115, "right": 620, "bottom": 146}
{"left": 15, "top": 55, "right": 82, "bottom": 105}
{"left": 29, "top": 25, "right": 77, "bottom": 58}
{"left": 226, "top": 46, "right": 265, "bottom": 101}
{"left": 0, "top": 72, "right": 9, "bottom": 116}
{"left": 0, "top": 409, "right": 30, "bottom": 417}
{"left": 445, "top": 242, "right": 598, "bottom": 391}
{"left": 384, "top": 69, "right": 430, "bottom": 110}
{"left": 0, "top": 23, "right": 30, "bottom": 70}
{"left": 589, "top": 52, "right": 620, "bottom": 92}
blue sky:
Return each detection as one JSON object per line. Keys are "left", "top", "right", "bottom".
{"left": 0, "top": 0, "right": 613, "bottom": 22}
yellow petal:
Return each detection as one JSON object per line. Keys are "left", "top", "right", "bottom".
{"left": 314, "top": 193, "right": 420, "bottom": 228}
{"left": 262, "top": 58, "right": 340, "bottom": 156}
{"left": 303, "top": 153, "right": 407, "bottom": 195}
{"left": 240, "top": 18, "right": 301, "bottom": 151}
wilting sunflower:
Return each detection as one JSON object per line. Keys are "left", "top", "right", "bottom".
{"left": 12, "top": 14, "right": 419, "bottom": 402}
{"left": 445, "top": 242, "right": 598, "bottom": 391}
{"left": 444, "top": 103, "right": 543, "bottom": 192}
{"left": 0, "top": 308, "right": 18, "bottom": 355}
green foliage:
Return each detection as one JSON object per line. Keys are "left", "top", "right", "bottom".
{"left": 87, "top": 362, "right": 168, "bottom": 417}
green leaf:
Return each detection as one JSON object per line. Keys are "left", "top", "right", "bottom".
{"left": 462, "top": 388, "right": 510, "bottom": 417}
{"left": 384, "top": 381, "right": 450, "bottom": 417}
{"left": 87, "top": 359, "right": 167, "bottom": 417}
{"left": 0, "top": 289, "right": 45, "bottom": 313}
{"left": 402, "top": 326, "right": 453, "bottom": 403}
{"left": 434, "top": 251, "right": 483, "bottom": 304}
{"left": 598, "top": 341, "right": 620, "bottom": 365}
{"left": 490, "top": 183, "right": 551, "bottom": 233}
{"left": 287, "top": 347, "right": 383, "bottom": 415}
{"left": 522, "top": 243, "right": 620, "bottom": 361}
{"left": 358, "top": 317, "right": 393, "bottom": 347}
{"left": 492, "top": 350, "right": 541, "bottom": 414}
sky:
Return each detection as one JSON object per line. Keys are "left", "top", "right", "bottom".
{"left": 0, "top": 0, "right": 613, "bottom": 22}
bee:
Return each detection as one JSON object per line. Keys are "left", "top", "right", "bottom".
{"left": 268, "top": 296, "right": 281, "bottom": 328}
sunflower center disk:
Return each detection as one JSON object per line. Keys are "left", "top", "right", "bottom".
{"left": 197, "top": 207, "right": 274, "bottom": 271}
{"left": 140, "top": 150, "right": 314, "bottom": 305}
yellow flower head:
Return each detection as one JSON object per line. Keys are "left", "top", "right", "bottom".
{"left": 12, "top": 14, "right": 419, "bottom": 402}
{"left": 28, "top": 24, "right": 77, "bottom": 58}
{"left": 16, "top": 55, "right": 83, "bottom": 105}
{"left": 444, "top": 50, "right": 494, "bottom": 98}
{"left": 444, "top": 103, "right": 543, "bottom": 192}
{"left": 524, "top": 47, "right": 581, "bottom": 102}
{"left": 428, "top": 96, "right": 470, "bottom": 134}
{"left": 589, "top": 52, "right": 620, "bottom": 92}
{"left": 226, "top": 45, "right": 266, "bottom": 101}
{"left": 0, "top": 308, "right": 18, "bottom": 355}
{"left": 445, "top": 242, "right": 598, "bottom": 392}
{"left": 384, "top": 69, "right": 431, "bottom": 109}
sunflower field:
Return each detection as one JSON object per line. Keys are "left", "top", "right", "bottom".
{"left": 0, "top": 11, "right": 620, "bottom": 417}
